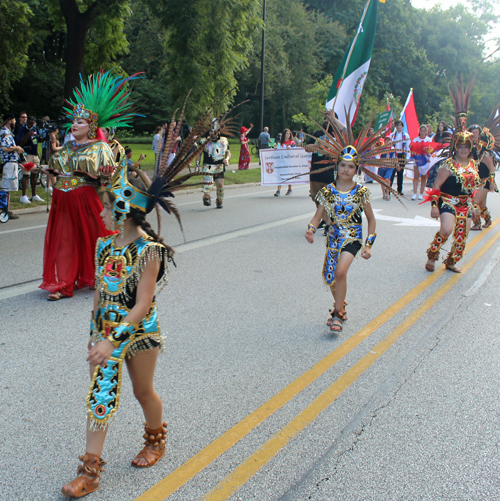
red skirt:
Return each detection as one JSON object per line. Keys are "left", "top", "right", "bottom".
{"left": 40, "top": 186, "right": 114, "bottom": 296}
{"left": 238, "top": 143, "right": 251, "bottom": 170}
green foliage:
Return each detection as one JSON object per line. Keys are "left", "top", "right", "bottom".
{"left": 1, "top": 0, "right": 499, "bottom": 140}
{"left": 291, "top": 75, "right": 332, "bottom": 131}
{"left": 147, "top": 0, "right": 263, "bottom": 119}
{"left": 0, "top": 0, "right": 34, "bottom": 109}
{"left": 236, "top": 0, "right": 346, "bottom": 137}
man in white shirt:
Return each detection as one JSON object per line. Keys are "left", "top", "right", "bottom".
{"left": 390, "top": 120, "right": 410, "bottom": 195}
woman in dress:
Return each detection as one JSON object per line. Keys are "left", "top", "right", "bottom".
{"left": 274, "top": 128, "right": 294, "bottom": 197}
{"left": 40, "top": 72, "right": 141, "bottom": 301}
{"left": 238, "top": 124, "right": 253, "bottom": 170}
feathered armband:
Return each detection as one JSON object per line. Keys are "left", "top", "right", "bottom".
{"left": 420, "top": 188, "right": 441, "bottom": 207}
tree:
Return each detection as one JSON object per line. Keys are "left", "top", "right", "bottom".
{"left": 235, "top": 0, "right": 346, "bottom": 136}
{"left": 48, "top": 0, "right": 130, "bottom": 97}
{"left": 0, "top": 0, "right": 34, "bottom": 109}
{"left": 148, "top": 0, "right": 262, "bottom": 118}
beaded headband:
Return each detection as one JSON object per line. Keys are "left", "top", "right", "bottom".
{"left": 72, "top": 103, "right": 99, "bottom": 139}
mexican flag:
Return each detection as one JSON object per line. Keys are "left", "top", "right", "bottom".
{"left": 326, "top": 0, "right": 379, "bottom": 125}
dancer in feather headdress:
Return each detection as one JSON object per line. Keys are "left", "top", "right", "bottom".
{"left": 468, "top": 104, "right": 499, "bottom": 229}
{"left": 195, "top": 111, "right": 237, "bottom": 209}
{"left": 422, "top": 77, "right": 483, "bottom": 273}
{"left": 304, "top": 111, "right": 401, "bottom": 333}
{"left": 61, "top": 89, "right": 217, "bottom": 499}
{"left": 40, "top": 71, "right": 143, "bottom": 301}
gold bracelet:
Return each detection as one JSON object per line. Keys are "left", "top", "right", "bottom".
{"left": 308, "top": 224, "right": 317, "bottom": 233}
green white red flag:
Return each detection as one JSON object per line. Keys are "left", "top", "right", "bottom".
{"left": 326, "top": 0, "right": 378, "bottom": 124}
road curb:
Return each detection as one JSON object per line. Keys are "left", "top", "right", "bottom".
{"left": 11, "top": 182, "right": 263, "bottom": 215}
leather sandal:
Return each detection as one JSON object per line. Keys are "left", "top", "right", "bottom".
{"left": 132, "top": 421, "right": 168, "bottom": 468}
{"left": 61, "top": 453, "right": 106, "bottom": 498}
{"left": 425, "top": 261, "right": 435, "bottom": 272}
{"left": 48, "top": 291, "right": 69, "bottom": 301}
{"left": 330, "top": 308, "right": 346, "bottom": 333}
{"left": 327, "top": 301, "right": 348, "bottom": 326}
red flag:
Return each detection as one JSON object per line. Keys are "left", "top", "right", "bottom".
{"left": 400, "top": 89, "right": 419, "bottom": 139}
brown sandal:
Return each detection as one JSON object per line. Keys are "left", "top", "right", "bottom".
{"left": 61, "top": 453, "right": 106, "bottom": 498}
{"left": 131, "top": 421, "right": 168, "bottom": 468}
{"left": 327, "top": 301, "right": 348, "bottom": 326}
{"left": 48, "top": 291, "right": 69, "bottom": 301}
{"left": 329, "top": 308, "right": 347, "bottom": 333}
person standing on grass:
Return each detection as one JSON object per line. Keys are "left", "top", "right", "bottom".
{"left": 17, "top": 116, "right": 44, "bottom": 204}
{"left": 238, "top": 124, "right": 253, "bottom": 170}
{"left": 0, "top": 113, "right": 24, "bottom": 220}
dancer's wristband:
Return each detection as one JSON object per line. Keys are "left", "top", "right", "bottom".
{"left": 365, "top": 233, "right": 377, "bottom": 247}
{"left": 108, "top": 321, "right": 138, "bottom": 348}
{"left": 431, "top": 201, "right": 438, "bottom": 208}
{"left": 489, "top": 173, "right": 495, "bottom": 181}
{"left": 307, "top": 224, "right": 317, "bottom": 233}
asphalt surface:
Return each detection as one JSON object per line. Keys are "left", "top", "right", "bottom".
{"left": 1, "top": 178, "right": 499, "bottom": 501}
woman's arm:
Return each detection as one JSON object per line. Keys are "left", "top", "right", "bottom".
{"left": 87, "top": 256, "right": 160, "bottom": 365}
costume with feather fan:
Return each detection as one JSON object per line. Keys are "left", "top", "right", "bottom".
{"left": 422, "top": 77, "right": 483, "bottom": 269}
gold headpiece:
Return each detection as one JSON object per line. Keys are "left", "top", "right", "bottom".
{"left": 72, "top": 103, "right": 99, "bottom": 139}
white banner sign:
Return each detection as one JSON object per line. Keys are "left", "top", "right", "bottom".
{"left": 260, "top": 148, "right": 311, "bottom": 185}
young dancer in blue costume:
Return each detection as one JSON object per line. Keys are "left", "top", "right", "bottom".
{"left": 305, "top": 148, "right": 376, "bottom": 333}
{"left": 61, "top": 90, "right": 220, "bottom": 499}
{"left": 303, "top": 112, "right": 401, "bottom": 333}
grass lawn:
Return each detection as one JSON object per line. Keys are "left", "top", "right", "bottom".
{"left": 9, "top": 188, "right": 49, "bottom": 211}
{"left": 123, "top": 141, "right": 259, "bottom": 170}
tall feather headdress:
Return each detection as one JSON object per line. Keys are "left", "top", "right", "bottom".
{"left": 292, "top": 108, "right": 405, "bottom": 205}
{"left": 63, "top": 71, "right": 144, "bottom": 138}
{"left": 109, "top": 92, "right": 244, "bottom": 236}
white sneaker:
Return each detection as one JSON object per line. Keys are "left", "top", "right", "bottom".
{"left": 411, "top": 193, "right": 417, "bottom": 200}
{"left": 46, "top": 186, "right": 53, "bottom": 194}
{"left": 20, "top": 195, "right": 31, "bottom": 204}
{"left": 31, "top": 194, "right": 45, "bottom": 202}
{"left": 418, "top": 194, "right": 423, "bottom": 200}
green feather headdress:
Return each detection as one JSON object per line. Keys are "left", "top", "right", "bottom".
{"left": 63, "top": 71, "right": 144, "bottom": 138}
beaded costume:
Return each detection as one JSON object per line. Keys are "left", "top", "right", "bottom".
{"left": 425, "top": 149, "right": 481, "bottom": 267}
{"left": 87, "top": 234, "right": 168, "bottom": 430}
{"left": 316, "top": 183, "right": 371, "bottom": 285}
{"left": 201, "top": 135, "right": 229, "bottom": 205}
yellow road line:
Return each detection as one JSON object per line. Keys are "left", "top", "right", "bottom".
{"left": 204, "top": 225, "right": 500, "bottom": 501}
{"left": 136, "top": 221, "right": 498, "bottom": 501}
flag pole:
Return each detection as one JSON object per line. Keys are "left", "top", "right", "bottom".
{"left": 330, "top": 0, "right": 372, "bottom": 120}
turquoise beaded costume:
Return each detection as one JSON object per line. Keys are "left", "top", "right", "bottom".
{"left": 316, "top": 183, "right": 371, "bottom": 285}
{"left": 87, "top": 234, "right": 167, "bottom": 430}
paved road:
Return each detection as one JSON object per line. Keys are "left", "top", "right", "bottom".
{"left": 1, "top": 178, "right": 499, "bottom": 501}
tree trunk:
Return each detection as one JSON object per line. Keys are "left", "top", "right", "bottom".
{"left": 59, "top": 0, "right": 94, "bottom": 98}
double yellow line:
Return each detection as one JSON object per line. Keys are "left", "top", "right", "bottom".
{"left": 137, "top": 220, "right": 500, "bottom": 501}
